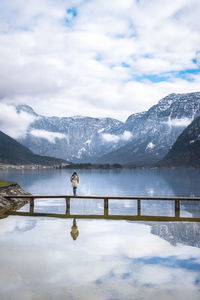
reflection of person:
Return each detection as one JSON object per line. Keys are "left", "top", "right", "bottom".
{"left": 70, "top": 218, "right": 79, "bottom": 240}
{"left": 70, "top": 172, "right": 79, "bottom": 196}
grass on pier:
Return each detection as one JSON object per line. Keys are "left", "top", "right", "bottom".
{"left": 0, "top": 181, "right": 8, "bottom": 186}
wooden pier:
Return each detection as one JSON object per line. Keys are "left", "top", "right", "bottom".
{"left": 4, "top": 194, "right": 200, "bottom": 222}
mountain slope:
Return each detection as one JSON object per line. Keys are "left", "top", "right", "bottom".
{"left": 98, "top": 92, "right": 200, "bottom": 165}
{"left": 0, "top": 131, "right": 69, "bottom": 165}
{"left": 10, "top": 91, "right": 200, "bottom": 165}
{"left": 158, "top": 116, "right": 200, "bottom": 167}
{"left": 16, "top": 105, "right": 123, "bottom": 162}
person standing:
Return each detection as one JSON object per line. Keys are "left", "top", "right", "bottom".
{"left": 70, "top": 172, "right": 79, "bottom": 196}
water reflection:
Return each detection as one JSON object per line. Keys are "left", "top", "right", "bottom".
{"left": 0, "top": 215, "right": 200, "bottom": 300}
{"left": 0, "top": 169, "right": 200, "bottom": 299}
{"left": 160, "top": 169, "right": 200, "bottom": 197}
{"left": 1, "top": 168, "right": 200, "bottom": 197}
{"left": 4, "top": 198, "right": 200, "bottom": 249}
{"left": 70, "top": 218, "right": 79, "bottom": 240}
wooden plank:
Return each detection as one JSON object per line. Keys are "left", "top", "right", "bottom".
{"left": 137, "top": 199, "right": 141, "bottom": 216}
{"left": 4, "top": 195, "right": 200, "bottom": 200}
{"left": 7, "top": 211, "right": 200, "bottom": 222}
{"left": 65, "top": 197, "right": 70, "bottom": 215}
{"left": 104, "top": 198, "right": 108, "bottom": 216}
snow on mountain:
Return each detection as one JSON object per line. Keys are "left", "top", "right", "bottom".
{"left": 159, "top": 116, "right": 200, "bottom": 167}
{"left": 14, "top": 92, "right": 200, "bottom": 164}
{"left": 98, "top": 92, "right": 200, "bottom": 165}
{"left": 16, "top": 105, "right": 123, "bottom": 161}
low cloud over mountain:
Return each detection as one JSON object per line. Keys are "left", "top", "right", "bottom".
{"left": 1, "top": 92, "right": 199, "bottom": 166}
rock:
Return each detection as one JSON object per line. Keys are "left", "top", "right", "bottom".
{"left": 0, "top": 182, "right": 30, "bottom": 215}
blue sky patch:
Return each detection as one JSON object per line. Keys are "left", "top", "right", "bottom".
{"left": 65, "top": 8, "right": 77, "bottom": 26}
{"left": 95, "top": 54, "right": 102, "bottom": 62}
{"left": 121, "top": 62, "right": 130, "bottom": 68}
{"left": 67, "top": 8, "right": 77, "bottom": 18}
{"left": 132, "top": 68, "right": 200, "bottom": 83}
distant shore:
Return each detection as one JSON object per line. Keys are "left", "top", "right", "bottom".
{"left": 0, "top": 162, "right": 144, "bottom": 170}
{"left": 0, "top": 163, "right": 199, "bottom": 170}
{"left": 0, "top": 163, "right": 69, "bottom": 170}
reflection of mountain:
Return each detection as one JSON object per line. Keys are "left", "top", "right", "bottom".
{"left": 159, "top": 169, "right": 200, "bottom": 197}
{"left": 150, "top": 222, "right": 200, "bottom": 248}
{"left": 145, "top": 171, "right": 200, "bottom": 247}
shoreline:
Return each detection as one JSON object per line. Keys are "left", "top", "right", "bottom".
{"left": 1, "top": 164, "right": 199, "bottom": 170}
{"left": 0, "top": 181, "right": 30, "bottom": 215}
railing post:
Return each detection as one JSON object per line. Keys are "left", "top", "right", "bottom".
{"left": 65, "top": 197, "right": 70, "bottom": 215}
{"left": 137, "top": 199, "right": 141, "bottom": 216}
{"left": 175, "top": 200, "right": 180, "bottom": 218}
{"left": 30, "top": 198, "right": 34, "bottom": 214}
{"left": 104, "top": 198, "right": 108, "bottom": 216}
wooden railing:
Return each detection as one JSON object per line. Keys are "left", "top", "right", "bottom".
{"left": 4, "top": 194, "right": 200, "bottom": 222}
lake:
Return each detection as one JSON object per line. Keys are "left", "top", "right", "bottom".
{"left": 0, "top": 168, "right": 200, "bottom": 300}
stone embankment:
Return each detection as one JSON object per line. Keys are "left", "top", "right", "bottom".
{"left": 0, "top": 182, "right": 30, "bottom": 215}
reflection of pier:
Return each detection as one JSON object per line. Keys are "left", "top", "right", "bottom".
{"left": 5, "top": 195, "right": 200, "bottom": 222}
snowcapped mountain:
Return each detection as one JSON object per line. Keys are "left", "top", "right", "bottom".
{"left": 16, "top": 105, "right": 123, "bottom": 161}
{"left": 14, "top": 92, "right": 200, "bottom": 164}
{"left": 159, "top": 116, "right": 200, "bottom": 167}
{"left": 98, "top": 92, "right": 200, "bottom": 165}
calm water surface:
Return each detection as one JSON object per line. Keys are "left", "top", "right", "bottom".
{"left": 0, "top": 168, "right": 200, "bottom": 300}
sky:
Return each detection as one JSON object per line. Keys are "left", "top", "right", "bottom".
{"left": 0, "top": 0, "right": 200, "bottom": 122}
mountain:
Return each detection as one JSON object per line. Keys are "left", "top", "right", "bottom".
{"left": 16, "top": 105, "right": 123, "bottom": 162}
{"left": 12, "top": 92, "right": 200, "bottom": 165}
{"left": 158, "top": 116, "right": 200, "bottom": 167}
{"left": 0, "top": 131, "right": 69, "bottom": 165}
{"left": 98, "top": 92, "right": 200, "bottom": 165}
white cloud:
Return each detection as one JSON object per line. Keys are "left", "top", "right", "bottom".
{"left": 102, "top": 133, "right": 120, "bottom": 143}
{"left": 0, "top": 103, "right": 36, "bottom": 138}
{"left": 102, "top": 130, "right": 132, "bottom": 143}
{"left": 122, "top": 130, "right": 132, "bottom": 141}
{"left": 0, "top": 0, "right": 200, "bottom": 122}
{"left": 166, "top": 117, "right": 193, "bottom": 127}
{"left": 30, "top": 129, "right": 66, "bottom": 143}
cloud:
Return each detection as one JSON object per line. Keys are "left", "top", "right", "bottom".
{"left": 165, "top": 117, "right": 193, "bottom": 127}
{"left": 102, "top": 131, "right": 132, "bottom": 143}
{"left": 0, "top": 103, "right": 36, "bottom": 138}
{"left": 102, "top": 133, "right": 120, "bottom": 143}
{"left": 30, "top": 129, "right": 66, "bottom": 143}
{"left": 0, "top": 0, "right": 200, "bottom": 121}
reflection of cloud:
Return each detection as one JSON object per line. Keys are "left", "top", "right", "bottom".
{"left": 0, "top": 218, "right": 200, "bottom": 300}
{"left": 0, "top": 216, "right": 36, "bottom": 234}
{"left": 30, "top": 129, "right": 66, "bottom": 143}
{"left": 0, "top": 103, "right": 36, "bottom": 138}
{"left": 102, "top": 130, "right": 132, "bottom": 143}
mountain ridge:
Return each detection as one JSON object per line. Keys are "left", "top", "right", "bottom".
{"left": 98, "top": 92, "right": 200, "bottom": 165}
{"left": 6, "top": 91, "right": 200, "bottom": 165}
{"left": 0, "top": 131, "right": 70, "bottom": 166}
{"left": 158, "top": 116, "right": 200, "bottom": 167}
